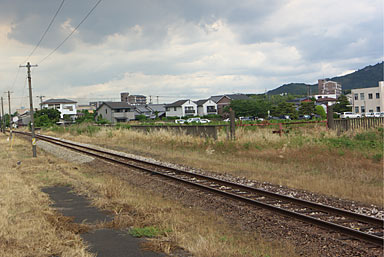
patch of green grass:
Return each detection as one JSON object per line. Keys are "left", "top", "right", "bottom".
{"left": 129, "top": 226, "right": 171, "bottom": 238}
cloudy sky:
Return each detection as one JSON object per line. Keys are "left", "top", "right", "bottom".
{"left": 0, "top": 0, "right": 382, "bottom": 111}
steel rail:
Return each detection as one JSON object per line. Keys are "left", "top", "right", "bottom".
{"left": 13, "top": 131, "right": 384, "bottom": 247}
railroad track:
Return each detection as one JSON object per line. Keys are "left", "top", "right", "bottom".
{"left": 14, "top": 131, "right": 384, "bottom": 247}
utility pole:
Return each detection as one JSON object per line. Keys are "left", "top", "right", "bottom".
{"left": 36, "top": 95, "right": 45, "bottom": 110}
{"left": 5, "top": 91, "right": 13, "bottom": 138}
{"left": 20, "top": 62, "right": 38, "bottom": 157}
{"left": 149, "top": 95, "right": 152, "bottom": 104}
{"left": 1, "top": 97, "right": 4, "bottom": 133}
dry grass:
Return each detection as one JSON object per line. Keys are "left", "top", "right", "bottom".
{"left": 0, "top": 135, "right": 93, "bottom": 257}
{"left": 44, "top": 125, "right": 383, "bottom": 206}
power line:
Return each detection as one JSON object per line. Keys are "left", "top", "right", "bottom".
{"left": 39, "top": 0, "right": 103, "bottom": 64}
{"left": 24, "top": 0, "right": 66, "bottom": 63}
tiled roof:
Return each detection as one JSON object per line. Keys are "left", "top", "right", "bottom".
{"left": 41, "top": 98, "right": 77, "bottom": 104}
{"left": 101, "top": 102, "right": 134, "bottom": 110}
{"left": 165, "top": 100, "right": 189, "bottom": 107}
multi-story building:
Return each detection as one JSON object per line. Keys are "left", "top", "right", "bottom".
{"left": 352, "top": 81, "right": 384, "bottom": 114}
{"left": 40, "top": 99, "right": 77, "bottom": 119}
{"left": 318, "top": 79, "right": 342, "bottom": 96}
{"left": 121, "top": 92, "right": 147, "bottom": 105}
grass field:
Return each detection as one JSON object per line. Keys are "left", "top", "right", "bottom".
{"left": 1, "top": 134, "right": 296, "bottom": 257}
{"left": 45, "top": 124, "right": 383, "bottom": 206}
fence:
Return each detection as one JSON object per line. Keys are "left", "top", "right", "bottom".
{"left": 333, "top": 117, "right": 384, "bottom": 131}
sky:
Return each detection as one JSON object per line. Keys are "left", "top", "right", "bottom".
{"left": 0, "top": 0, "right": 383, "bottom": 111}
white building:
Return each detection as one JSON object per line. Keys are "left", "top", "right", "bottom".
{"left": 41, "top": 99, "right": 77, "bottom": 119}
{"left": 165, "top": 100, "right": 197, "bottom": 117}
{"left": 352, "top": 81, "right": 384, "bottom": 114}
{"left": 196, "top": 99, "right": 217, "bottom": 116}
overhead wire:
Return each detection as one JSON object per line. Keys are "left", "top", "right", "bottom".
{"left": 38, "top": 0, "right": 103, "bottom": 64}
{"left": 23, "top": 0, "right": 66, "bottom": 63}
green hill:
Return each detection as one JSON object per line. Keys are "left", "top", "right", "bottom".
{"left": 267, "top": 62, "right": 383, "bottom": 95}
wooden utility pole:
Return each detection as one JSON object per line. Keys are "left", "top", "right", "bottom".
{"left": 20, "top": 62, "right": 38, "bottom": 157}
{"left": 5, "top": 91, "right": 13, "bottom": 138}
{"left": 327, "top": 104, "right": 334, "bottom": 129}
{"left": 229, "top": 108, "right": 236, "bottom": 140}
{"left": 1, "top": 97, "right": 4, "bottom": 133}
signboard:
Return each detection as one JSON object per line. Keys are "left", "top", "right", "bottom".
{"left": 32, "top": 138, "right": 37, "bottom": 146}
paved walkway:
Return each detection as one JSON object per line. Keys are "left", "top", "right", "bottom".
{"left": 43, "top": 186, "right": 163, "bottom": 257}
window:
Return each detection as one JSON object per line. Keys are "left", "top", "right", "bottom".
{"left": 377, "top": 106, "right": 381, "bottom": 112}
{"left": 165, "top": 107, "right": 170, "bottom": 111}
{"left": 369, "top": 109, "right": 373, "bottom": 113}
{"left": 376, "top": 93, "right": 380, "bottom": 99}
{"left": 105, "top": 109, "right": 107, "bottom": 114}
{"left": 174, "top": 107, "right": 177, "bottom": 111}
{"left": 355, "top": 107, "right": 359, "bottom": 113}
{"left": 360, "top": 93, "right": 364, "bottom": 100}
{"left": 361, "top": 106, "right": 365, "bottom": 113}
{"left": 368, "top": 93, "right": 373, "bottom": 99}
{"left": 354, "top": 94, "right": 358, "bottom": 100}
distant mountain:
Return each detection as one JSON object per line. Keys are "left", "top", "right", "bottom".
{"left": 267, "top": 62, "right": 383, "bottom": 95}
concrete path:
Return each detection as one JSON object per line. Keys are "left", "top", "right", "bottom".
{"left": 43, "top": 186, "right": 164, "bottom": 257}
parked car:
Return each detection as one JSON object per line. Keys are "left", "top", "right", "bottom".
{"left": 363, "top": 112, "right": 376, "bottom": 117}
{"left": 298, "top": 115, "right": 311, "bottom": 120}
{"left": 340, "top": 112, "right": 361, "bottom": 119}
{"left": 199, "top": 119, "right": 211, "bottom": 124}
{"left": 278, "top": 115, "right": 291, "bottom": 120}
{"left": 175, "top": 119, "right": 186, "bottom": 124}
{"left": 239, "top": 116, "right": 255, "bottom": 121}
{"left": 186, "top": 117, "right": 201, "bottom": 123}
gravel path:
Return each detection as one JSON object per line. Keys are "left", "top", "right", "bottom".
{"left": 37, "top": 140, "right": 94, "bottom": 164}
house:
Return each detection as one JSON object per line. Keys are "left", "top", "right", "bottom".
{"left": 352, "top": 81, "right": 384, "bottom": 114}
{"left": 40, "top": 99, "right": 77, "bottom": 119}
{"left": 95, "top": 102, "right": 135, "bottom": 123}
{"left": 195, "top": 99, "right": 217, "bottom": 116}
{"left": 17, "top": 111, "right": 31, "bottom": 126}
{"left": 210, "top": 94, "right": 250, "bottom": 115}
{"left": 134, "top": 105, "right": 152, "bottom": 119}
{"left": 165, "top": 100, "right": 197, "bottom": 117}
{"left": 146, "top": 104, "right": 166, "bottom": 119}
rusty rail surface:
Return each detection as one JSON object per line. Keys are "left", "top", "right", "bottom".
{"left": 13, "top": 130, "right": 384, "bottom": 247}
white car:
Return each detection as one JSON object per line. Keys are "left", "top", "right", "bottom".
{"left": 175, "top": 119, "right": 186, "bottom": 124}
{"left": 340, "top": 112, "right": 361, "bottom": 119}
{"left": 186, "top": 118, "right": 201, "bottom": 123}
{"left": 199, "top": 119, "right": 211, "bottom": 124}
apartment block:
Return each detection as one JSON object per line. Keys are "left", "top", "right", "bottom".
{"left": 352, "top": 81, "right": 384, "bottom": 114}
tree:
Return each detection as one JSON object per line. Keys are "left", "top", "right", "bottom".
{"left": 76, "top": 110, "right": 95, "bottom": 124}
{"left": 333, "top": 95, "right": 351, "bottom": 113}
{"left": 315, "top": 105, "right": 327, "bottom": 119}
{"left": 270, "top": 101, "right": 298, "bottom": 119}
{"left": 298, "top": 101, "right": 315, "bottom": 116}
{"left": 229, "top": 99, "right": 271, "bottom": 118}
{"left": 34, "top": 108, "right": 61, "bottom": 127}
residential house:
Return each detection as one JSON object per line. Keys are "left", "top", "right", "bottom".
{"left": 352, "top": 81, "right": 384, "bottom": 114}
{"left": 146, "top": 104, "right": 166, "bottom": 119}
{"left": 210, "top": 94, "right": 250, "bottom": 115}
{"left": 95, "top": 102, "right": 135, "bottom": 123}
{"left": 134, "top": 105, "right": 152, "bottom": 119}
{"left": 165, "top": 100, "right": 197, "bottom": 117}
{"left": 41, "top": 99, "right": 77, "bottom": 119}
{"left": 195, "top": 99, "right": 217, "bottom": 116}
